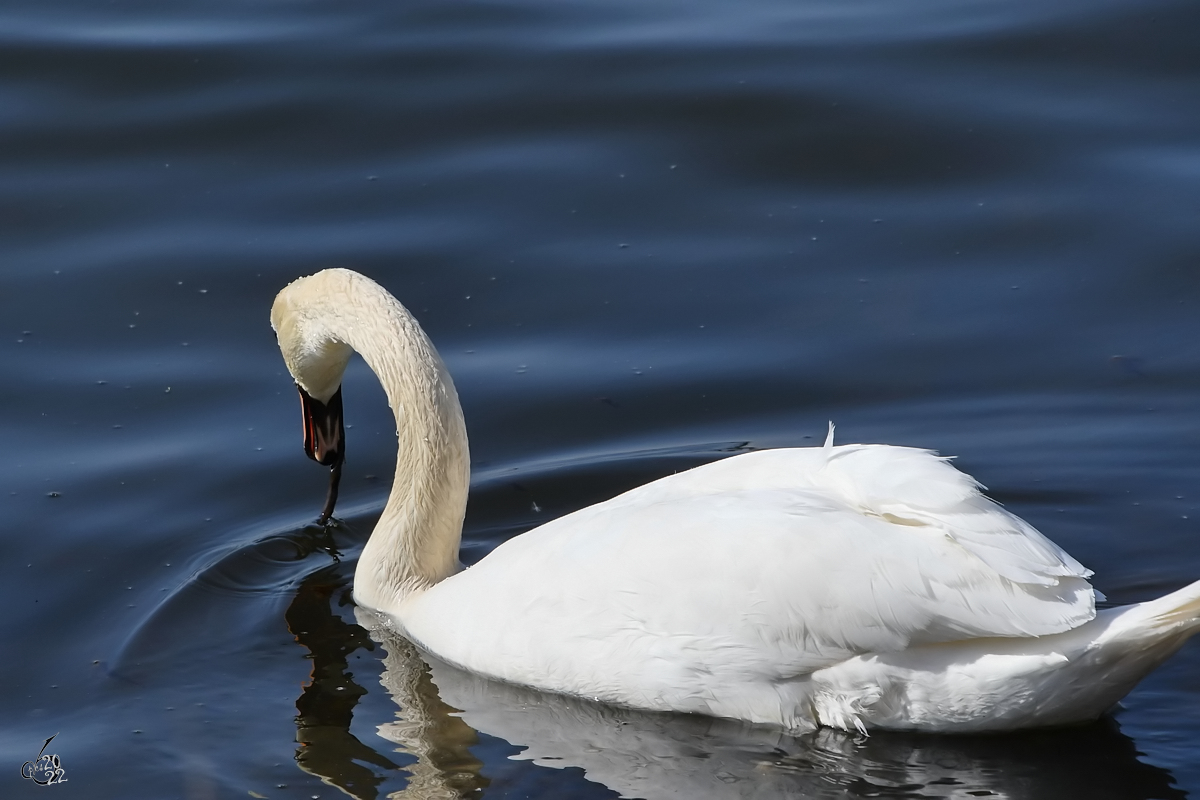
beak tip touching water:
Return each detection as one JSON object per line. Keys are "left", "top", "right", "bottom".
{"left": 298, "top": 384, "right": 345, "bottom": 524}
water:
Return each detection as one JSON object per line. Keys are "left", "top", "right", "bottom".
{"left": 3, "top": 0, "right": 1199, "bottom": 796}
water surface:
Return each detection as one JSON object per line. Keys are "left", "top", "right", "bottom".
{"left": 3, "top": 0, "right": 1200, "bottom": 797}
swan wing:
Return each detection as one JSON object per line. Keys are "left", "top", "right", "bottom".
{"left": 812, "top": 443, "right": 1091, "bottom": 585}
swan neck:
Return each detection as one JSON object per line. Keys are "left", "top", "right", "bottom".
{"left": 273, "top": 270, "right": 470, "bottom": 612}
{"left": 353, "top": 306, "right": 469, "bottom": 609}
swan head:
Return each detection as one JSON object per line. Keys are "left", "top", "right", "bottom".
{"left": 270, "top": 273, "right": 356, "bottom": 404}
{"left": 271, "top": 271, "right": 359, "bottom": 521}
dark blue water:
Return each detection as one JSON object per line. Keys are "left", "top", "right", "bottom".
{"left": 4, "top": 0, "right": 1200, "bottom": 796}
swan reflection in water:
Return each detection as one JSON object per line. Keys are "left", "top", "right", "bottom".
{"left": 285, "top": 570, "right": 1184, "bottom": 800}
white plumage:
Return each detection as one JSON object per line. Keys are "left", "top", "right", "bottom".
{"left": 272, "top": 268, "right": 1200, "bottom": 733}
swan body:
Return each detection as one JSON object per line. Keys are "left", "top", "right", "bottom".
{"left": 272, "top": 268, "right": 1200, "bottom": 733}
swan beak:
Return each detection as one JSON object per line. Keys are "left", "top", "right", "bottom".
{"left": 298, "top": 384, "right": 345, "bottom": 524}
{"left": 299, "top": 385, "right": 345, "bottom": 467}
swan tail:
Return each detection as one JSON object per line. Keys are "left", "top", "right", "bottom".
{"left": 1099, "top": 578, "right": 1200, "bottom": 649}
{"left": 1133, "top": 578, "right": 1200, "bottom": 634}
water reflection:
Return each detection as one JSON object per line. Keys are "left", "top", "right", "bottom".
{"left": 287, "top": 574, "right": 400, "bottom": 800}
{"left": 286, "top": 559, "right": 488, "bottom": 800}
{"left": 339, "top": 610, "right": 1184, "bottom": 800}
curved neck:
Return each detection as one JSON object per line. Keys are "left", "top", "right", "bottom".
{"left": 277, "top": 272, "right": 470, "bottom": 610}
{"left": 351, "top": 299, "right": 469, "bottom": 610}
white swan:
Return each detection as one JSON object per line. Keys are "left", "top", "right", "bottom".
{"left": 271, "top": 268, "right": 1200, "bottom": 734}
